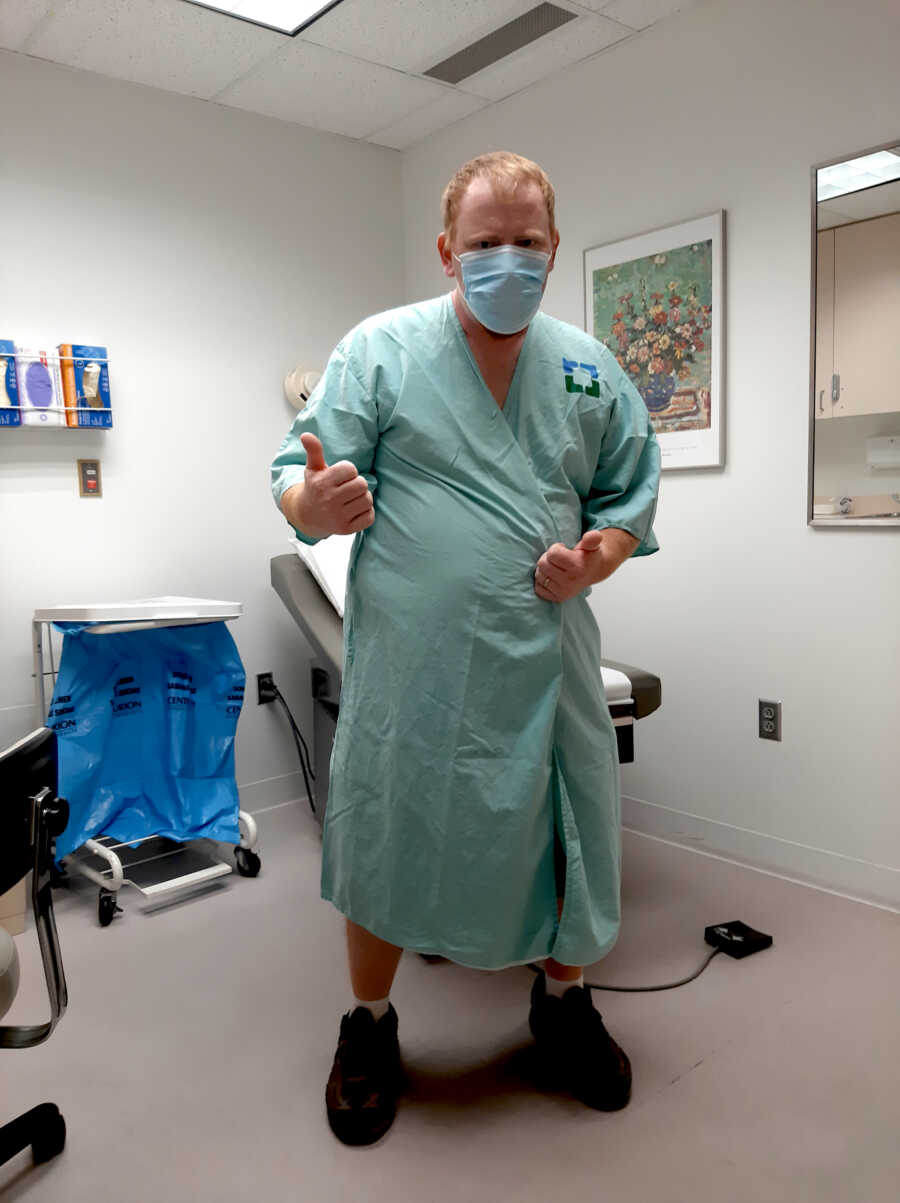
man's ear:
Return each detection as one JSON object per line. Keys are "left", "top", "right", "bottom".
{"left": 437, "top": 231, "right": 456, "bottom": 279}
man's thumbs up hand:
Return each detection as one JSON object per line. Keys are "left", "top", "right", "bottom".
{"left": 300, "top": 432, "right": 329, "bottom": 473}
{"left": 534, "top": 528, "right": 640, "bottom": 603}
{"left": 282, "top": 433, "right": 374, "bottom": 538}
{"left": 574, "top": 529, "right": 604, "bottom": 554}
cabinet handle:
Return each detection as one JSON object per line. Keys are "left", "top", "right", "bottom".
{"left": 818, "top": 389, "right": 824, "bottom": 413}
{"left": 831, "top": 373, "right": 840, "bottom": 403}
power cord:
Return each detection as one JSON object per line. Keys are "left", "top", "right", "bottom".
{"left": 525, "top": 921, "right": 773, "bottom": 992}
{"left": 527, "top": 948, "right": 721, "bottom": 994}
{"left": 271, "top": 685, "right": 317, "bottom": 816}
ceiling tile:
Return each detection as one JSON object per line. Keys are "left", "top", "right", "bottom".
{"left": 460, "top": 11, "right": 629, "bottom": 101}
{"left": 367, "top": 89, "right": 488, "bottom": 151}
{"left": 583, "top": 0, "right": 697, "bottom": 32}
{"left": 300, "top": 0, "right": 538, "bottom": 74}
{"left": 26, "top": 0, "right": 283, "bottom": 99}
{"left": 0, "top": 0, "right": 57, "bottom": 51}
{"left": 217, "top": 38, "right": 450, "bottom": 139}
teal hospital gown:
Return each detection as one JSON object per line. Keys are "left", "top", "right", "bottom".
{"left": 271, "top": 293, "right": 660, "bottom": 970}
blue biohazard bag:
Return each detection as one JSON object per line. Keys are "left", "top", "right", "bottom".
{"left": 47, "top": 621, "right": 245, "bottom": 862}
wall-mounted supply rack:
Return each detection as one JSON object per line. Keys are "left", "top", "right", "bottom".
{"left": 0, "top": 345, "right": 112, "bottom": 429}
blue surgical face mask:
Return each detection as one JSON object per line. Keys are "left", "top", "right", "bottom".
{"left": 455, "top": 245, "right": 550, "bottom": 335}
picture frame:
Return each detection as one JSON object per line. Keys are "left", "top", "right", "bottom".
{"left": 584, "top": 211, "right": 725, "bottom": 470}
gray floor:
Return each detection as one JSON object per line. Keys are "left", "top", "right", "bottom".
{"left": 2, "top": 801, "right": 898, "bottom": 1203}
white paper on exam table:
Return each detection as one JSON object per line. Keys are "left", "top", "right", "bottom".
{"left": 289, "top": 535, "right": 354, "bottom": 616}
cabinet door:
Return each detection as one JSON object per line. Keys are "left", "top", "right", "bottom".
{"left": 815, "top": 228, "right": 834, "bottom": 420}
{"left": 834, "top": 211, "right": 900, "bottom": 417}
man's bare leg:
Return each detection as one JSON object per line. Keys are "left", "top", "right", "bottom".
{"left": 546, "top": 896, "right": 583, "bottom": 981}
{"left": 346, "top": 917, "right": 403, "bottom": 1001}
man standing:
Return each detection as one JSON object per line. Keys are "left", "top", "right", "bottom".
{"left": 272, "top": 151, "right": 660, "bottom": 1146}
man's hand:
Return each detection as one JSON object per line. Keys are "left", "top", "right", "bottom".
{"left": 280, "top": 433, "right": 374, "bottom": 539}
{"left": 534, "top": 528, "right": 639, "bottom": 603}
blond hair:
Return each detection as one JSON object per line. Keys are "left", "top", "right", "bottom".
{"left": 441, "top": 151, "right": 556, "bottom": 242}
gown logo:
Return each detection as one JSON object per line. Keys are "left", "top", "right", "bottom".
{"left": 562, "top": 358, "right": 600, "bottom": 398}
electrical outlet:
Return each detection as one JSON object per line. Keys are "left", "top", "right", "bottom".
{"left": 257, "top": 672, "right": 276, "bottom": 705}
{"left": 758, "top": 699, "right": 782, "bottom": 741}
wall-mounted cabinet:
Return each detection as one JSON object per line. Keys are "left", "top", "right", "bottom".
{"left": 816, "top": 211, "right": 900, "bottom": 420}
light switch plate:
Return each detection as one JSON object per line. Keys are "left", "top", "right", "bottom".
{"left": 77, "top": 459, "right": 101, "bottom": 498}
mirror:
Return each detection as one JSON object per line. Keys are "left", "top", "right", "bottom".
{"left": 809, "top": 139, "right": 900, "bottom": 526}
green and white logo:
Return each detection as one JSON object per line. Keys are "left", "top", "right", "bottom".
{"left": 563, "top": 357, "right": 600, "bottom": 398}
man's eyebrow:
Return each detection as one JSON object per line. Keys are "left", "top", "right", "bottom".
{"left": 464, "top": 228, "right": 547, "bottom": 240}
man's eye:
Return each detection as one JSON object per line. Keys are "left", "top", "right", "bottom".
{"left": 479, "top": 240, "right": 494, "bottom": 249}
{"left": 518, "top": 239, "right": 534, "bottom": 248}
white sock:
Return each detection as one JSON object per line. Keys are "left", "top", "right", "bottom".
{"left": 545, "top": 972, "right": 584, "bottom": 997}
{"left": 352, "top": 995, "right": 390, "bottom": 1021}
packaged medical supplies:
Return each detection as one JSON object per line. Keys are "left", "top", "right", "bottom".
{"left": 15, "top": 346, "right": 65, "bottom": 425}
{"left": 59, "top": 344, "right": 112, "bottom": 427}
{"left": 0, "top": 341, "right": 20, "bottom": 426}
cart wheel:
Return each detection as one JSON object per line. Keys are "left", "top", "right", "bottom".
{"left": 234, "top": 847, "right": 261, "bottom": 877}
{"left": 32, "top": 1108, "right": 66, "bottom": 1164}
{"left": 98, "top": 889, "right": 119, "bottom": 926}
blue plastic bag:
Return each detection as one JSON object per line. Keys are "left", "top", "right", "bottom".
{"left": 47, "top": 621, "right": 245, "bottom": 861}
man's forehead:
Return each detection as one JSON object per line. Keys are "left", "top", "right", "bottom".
{"left": 460, "top": 176, "right": 544, "bottom": 208}
{"left": 456, "top": 177, "right": 550, "bottom": 227}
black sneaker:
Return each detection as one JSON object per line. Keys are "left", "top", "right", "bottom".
{"left": 325, "top": 1005, "right": 404, "bottom": 1146}
{"left": 528, "top": 971, "right": 632, "bottom": 1110}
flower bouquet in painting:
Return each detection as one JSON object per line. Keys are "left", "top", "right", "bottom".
{"left": 594, "top": 241, "right": 713, "bottom": 435}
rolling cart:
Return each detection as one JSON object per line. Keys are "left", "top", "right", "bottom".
{"left": 32, "top": 597, "right": 261, "bottom": 926}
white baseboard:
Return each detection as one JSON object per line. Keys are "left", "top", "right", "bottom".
{"left": 622, "top": 794, "right": 900, "bottom": 914}
{"left": 238, "top": 771, "right": 307, "bottom": 812}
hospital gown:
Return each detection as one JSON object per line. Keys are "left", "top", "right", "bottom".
{"left": 271, "top": 294, "right": 660, "bottom": 970}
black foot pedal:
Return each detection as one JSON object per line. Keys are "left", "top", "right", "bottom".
{"left": 704, "top": 920, "right": 773, "bottom": 959}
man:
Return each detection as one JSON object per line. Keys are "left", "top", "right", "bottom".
{"left": 271, "top": 151, "right": 660, "bottom": 1146}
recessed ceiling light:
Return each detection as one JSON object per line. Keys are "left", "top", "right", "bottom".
{"left": 817, "top": 148, "right": 900, "bottom": 202}
{"left": 183, "top": 1, "right": 346, "bottom": 37}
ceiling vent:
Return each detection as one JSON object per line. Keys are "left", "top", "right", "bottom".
{"left": 424, "top": 3, "right": 578, "bottom": 86}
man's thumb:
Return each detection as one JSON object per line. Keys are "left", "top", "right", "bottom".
{"left": 300, "top": 432, "right": 328, "bottom": 473}
{"left": 575, "top": 529, "right": 604, "bottom": 553}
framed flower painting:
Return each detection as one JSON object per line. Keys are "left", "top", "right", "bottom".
{"left": 584, "top": 211, "right": 725, "bottom": 470}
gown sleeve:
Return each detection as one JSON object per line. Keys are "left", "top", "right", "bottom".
{"left": 270, "top": 338, "right": 380, "bottom": 546}
{"left": 582, "top": 356, "right": 661, "bottom": 557}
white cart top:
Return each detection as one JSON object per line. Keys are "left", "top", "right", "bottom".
{"left": 34, "top": 596, "right": 242, "bottom": 623}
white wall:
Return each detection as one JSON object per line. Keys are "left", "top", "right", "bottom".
{"left": 0, "top": 51, "right": 403, "bottom": 808}
{"left": 400, "top": 0, "right": 900, "bottom": 906}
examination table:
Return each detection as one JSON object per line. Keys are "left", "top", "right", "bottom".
{"left": 270, "top": 553, "right": 661, "bottom": 823}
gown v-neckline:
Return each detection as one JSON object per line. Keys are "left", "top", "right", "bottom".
{"left": 447, "top": 294, "right": 532, "bottom": 420}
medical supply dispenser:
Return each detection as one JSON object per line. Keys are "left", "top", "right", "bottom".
{"left": 0, "top": 346, "right": 113, "bottom": 428}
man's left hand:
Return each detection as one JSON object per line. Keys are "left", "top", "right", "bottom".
{"left": 534, "top": 529, "right": 639, "bottom": 603}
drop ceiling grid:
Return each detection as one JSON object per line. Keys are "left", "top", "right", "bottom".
{"left": 0, "top": 0, "right": 707, "bottom": 147}
{"left": 21, "top": 0, "right": 283, "bottom": 99}
{"left": 215, "top": 37, "right": 453, "bottom": 140}
{"left": 584, "top": 0, "right": 693, "bottom": 31}
{"left": 457, "top": 10, "right": 630, "bottom": 102}
{"left": 298, "top": 0, "right": 547, "bottom": 76}
{"left": 0, "top": 0, "right": 57, "bottom": 51}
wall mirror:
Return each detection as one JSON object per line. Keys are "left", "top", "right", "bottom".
{"left": 809, "top": 138, "right": 900, "bottom": 526}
